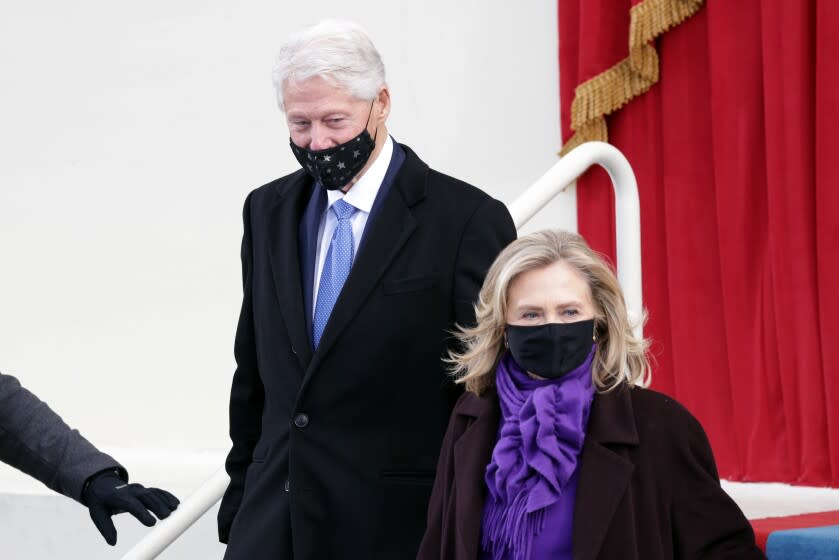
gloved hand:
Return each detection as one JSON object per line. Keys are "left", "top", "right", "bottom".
{"left": 82, "top": 470, "right": 180, "bottom": 545}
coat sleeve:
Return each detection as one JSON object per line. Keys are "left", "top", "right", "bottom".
{"left": 218, "top": 191, "right": 265, "bottom": 543}
{"left": 0, "top": 372, "right": 125, "bottom": 502}
{"left": 452, "top": 197, "right": 516, "bottom": 328}
{"left": 669, "top": 405, "right": 765, "bottom": 559}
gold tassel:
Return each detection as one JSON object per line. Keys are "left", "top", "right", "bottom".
{"left": 560, "top": 0, "right": 704, "bottom": 156}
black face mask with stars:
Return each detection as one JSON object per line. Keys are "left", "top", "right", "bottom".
{"left": 289, "top": 102, "right": 377, "bottom": 190}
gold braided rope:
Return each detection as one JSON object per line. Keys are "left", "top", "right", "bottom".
{"left": 560, "top": 0, "right": 705, "bottom": 155}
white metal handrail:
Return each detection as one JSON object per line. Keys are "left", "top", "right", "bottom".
{"left": 120, "top": 468, "right": 230, "bottom": 560}
{"left": 121, "top": 140, "right": 642, "bottom": 559}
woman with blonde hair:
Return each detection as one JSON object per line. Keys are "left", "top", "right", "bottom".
{"left": 418, "top": 230, "right": 763, "bottom": 560}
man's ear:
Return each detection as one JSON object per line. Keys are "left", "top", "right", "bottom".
{"left": 376, "top": 86, "right": 391, "bottom": 122}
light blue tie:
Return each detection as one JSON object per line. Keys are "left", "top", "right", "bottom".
{"left": 313, "top": 199, "right": 357, "bottom": 348}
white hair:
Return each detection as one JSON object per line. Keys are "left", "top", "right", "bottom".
{"left": 272, "top": 20, "right": 387, "bottom": 111}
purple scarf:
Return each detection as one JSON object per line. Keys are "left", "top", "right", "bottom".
{"left": 481, "top": 347, "right": 596, "bottom": 560}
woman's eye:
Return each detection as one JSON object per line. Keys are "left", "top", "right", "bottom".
{"left": 522, "top": 311, "right": 539, "bottom": 319}
{"left": 563, "top": 308, "right": 579, "bottom": 317}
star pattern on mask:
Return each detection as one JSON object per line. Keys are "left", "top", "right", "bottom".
{"left": 288, "top": 132, "right": 375, "bottom": 189}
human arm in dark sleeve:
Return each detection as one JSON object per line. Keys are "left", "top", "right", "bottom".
{"left": 0, "top": 372, "right": 179, "bottom": 545}
{"left": 670, "top": 406, "right": 765, "bottom": 559}
{"left": 0, "top": 371, "right": 125, "bottom": 502}
{"left": 217, "top": 191, "right": 265, "bottom": 543}
{"left": 452, "top": 197, "right": 516, "bottom": 328}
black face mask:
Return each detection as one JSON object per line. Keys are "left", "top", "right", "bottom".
{"left": 505, "top": 319, "right": 595, "bottom": 379}
{"left": 289, "top": 103, "right": 377, "bottom": 190}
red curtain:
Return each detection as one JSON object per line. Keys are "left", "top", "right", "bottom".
{"left": 559, "top": 0, "right": 839, "bottom": 485}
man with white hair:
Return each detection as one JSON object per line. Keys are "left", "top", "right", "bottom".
{"left": 218, "top": 20, "right": 516, "bottom": 559}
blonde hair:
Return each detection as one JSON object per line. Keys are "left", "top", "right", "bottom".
{"left": 451, "top": 229, "right": 650, "bottom": 394}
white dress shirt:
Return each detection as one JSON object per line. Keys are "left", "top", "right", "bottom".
{"left": 312, "top": 135, "right": 394, "bottom": 313}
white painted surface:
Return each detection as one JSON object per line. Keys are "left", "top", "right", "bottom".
{"left": 0, "top": 1, "right": 567, "bottom": 454}
{"left": 721, "top": 480, "right": 839, "bottom": 521}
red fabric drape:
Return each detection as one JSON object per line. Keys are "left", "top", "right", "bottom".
{"left": 559, "top": 0, "right": 839, "bottom": 485}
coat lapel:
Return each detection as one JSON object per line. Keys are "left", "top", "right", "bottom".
{"left": 573, "top": 387, "right": 639, "bottom": 560}
{"left": 299, "top": 184, "right": 327, "bottom": 345}
{"left": 302, "top": 148, "right": 426, "bottom": 380}
{"left": 453, "top": 391, "right": 500, "bottom": 560}
{"left": 267, "top": 171, "right": 315, "bottom": 371}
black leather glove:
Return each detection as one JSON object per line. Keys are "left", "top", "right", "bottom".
{"left": 82, "top": 470, "right": 180, "bottom": 545}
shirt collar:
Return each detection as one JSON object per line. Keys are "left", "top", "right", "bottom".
{"left": 326, "top": 135, "right": 394, "bottom": 214}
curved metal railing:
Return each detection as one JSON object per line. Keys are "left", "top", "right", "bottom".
{"left": 120, "top": 140, "right": 642, "bottom": 559}
{"left": 119, "top": 469, "right": 230, "bottom": 560}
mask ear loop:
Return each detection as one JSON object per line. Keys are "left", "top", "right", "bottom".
{"left": 365, "top": 99, "right": 380, "bottom": 142}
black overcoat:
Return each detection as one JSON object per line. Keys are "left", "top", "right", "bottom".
{"left": 418, "top": 385, "right": 766, "bottom": 560}
{"left": 218, "top": 143, "right": 517, "bottom": 560}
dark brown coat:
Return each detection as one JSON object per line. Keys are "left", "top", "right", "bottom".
{"left": 418, "top": 384, "right": 765, "bottom": 560}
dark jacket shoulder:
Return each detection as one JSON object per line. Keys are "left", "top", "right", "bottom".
{"left": 627, "top": 386, "right": 704, "bottom": 430}
{"left": 245, "top": 169, "right": 308, "bottom": 211}
{"left": 624, "top": 386, "right": 712, "bottom": 453}
{"left": 451, "top": 387, "right": 498, "bottom": 419}
{"left": 425, "top": 165, "right": 497, "bottom": 204}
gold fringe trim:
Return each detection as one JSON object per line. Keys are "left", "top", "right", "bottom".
{"left": 560, "top": 0, "right": 704, "bottom": 155}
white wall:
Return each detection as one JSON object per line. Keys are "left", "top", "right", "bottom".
{"left": 0, "top": 1, "right": 570, "bottom": 456}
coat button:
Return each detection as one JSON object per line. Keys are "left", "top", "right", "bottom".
{"left": 293, "top": 413, "right": 309, "bottom": 428}
{"left": 284, "top": 479, "right": 290, "bottom": 492}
